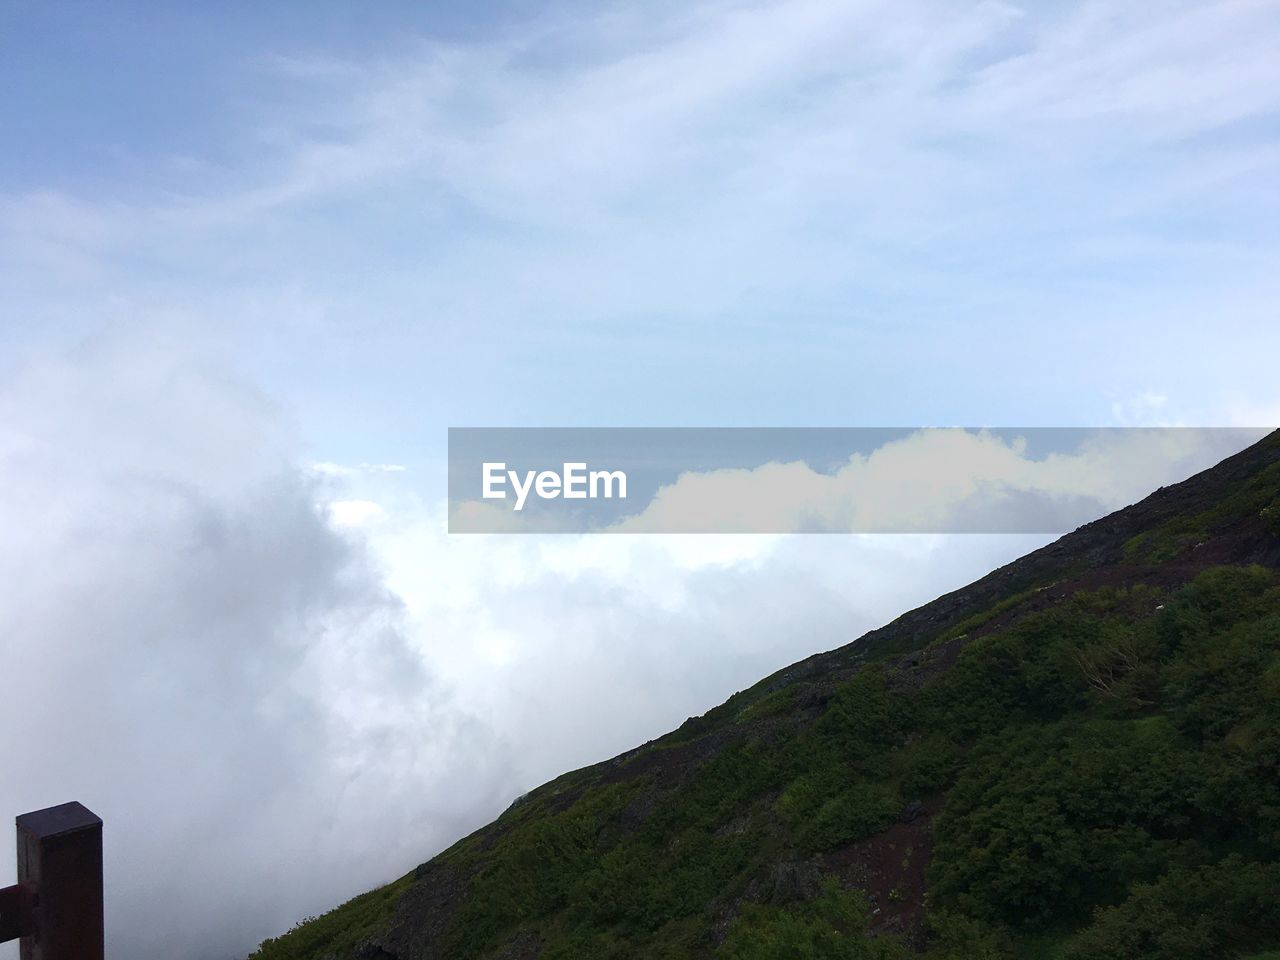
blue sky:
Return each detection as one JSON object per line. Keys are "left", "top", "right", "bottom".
{"left": 4, "top": 0, "right": 1279, "bottom": 471}
{"left": 1, "top": 2, "right": 1279, "bottom": 958}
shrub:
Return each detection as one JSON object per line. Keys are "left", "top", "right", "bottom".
{"left": 1262, "top": 502, "right": 1280, "bottom": 536}
{"left": 1063, "top": 858, "right": 1280, "bottom": 960}
{"left": 924, "top": 911, "right": 1013, "bottom": 959}
{"left": 799, "top": 782, "right": 901, "bottom": 852}
{"left": 719, "top": 879, "right": 908, "bottom": 960}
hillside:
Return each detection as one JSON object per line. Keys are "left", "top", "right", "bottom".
{"left": 250, "top": 431, "right": 1280, "bottom": 960}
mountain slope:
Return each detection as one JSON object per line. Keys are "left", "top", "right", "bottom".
{"left": 250, "top": 431, "right": 1280, "bottom": 960}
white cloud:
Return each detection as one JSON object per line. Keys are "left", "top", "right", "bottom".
{"left": 12, "top": 338, "right": 1040, "bottom": 960}
{"left": 8, "top": 0, "right": 1279, "bottom": 303}
{"left": 606, "top": 427, "right": 1263, "bottom": 533}
{"left": 326, "top": 498, "right": 389, "bottom": 526}
{"left": 1223, "top": 396, "right": 1280, "bottom": 429}
{"left": 0, "top": 340, "right": 516, "bottom": 960}
{"left": 3, "top": 0, "right": 1278, "bottom": 438}
{"left": 1110, "top": 391, "right": 1173, "bottom": 427}
{"left": 364, "top": 492, "right": 1050, "bottom": 786}
{"left": 311, "top": 461, "right": 407, "bottom": 477}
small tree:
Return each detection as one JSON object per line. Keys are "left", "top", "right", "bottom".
{"left": 1261, "top": 502, "right": 1280, "bottom": 536}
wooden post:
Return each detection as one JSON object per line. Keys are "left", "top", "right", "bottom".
{"left": 0, "top": 802, "right": 103, "bottom": 960}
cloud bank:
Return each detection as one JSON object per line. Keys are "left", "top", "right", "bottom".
{"left": 0, "top": 339, "right": 1057, "bottom": 959}
{"left": 0, "top": 339, "right": 515, "bottom": 959}
{"left": 613, "top": 428, "right": 1262, "bottom": 533}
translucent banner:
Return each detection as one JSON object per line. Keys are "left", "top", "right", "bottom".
{"left": 447, "top": 427, "right": 1271, "bottom": 534}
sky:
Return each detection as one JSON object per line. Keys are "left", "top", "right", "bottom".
{"left": 1, "top": 1, "right": 1278, "bottom": 958}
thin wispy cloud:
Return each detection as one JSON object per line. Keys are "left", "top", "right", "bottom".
{"left": 8, "top": 0, "right": 1279, "bottom": 269}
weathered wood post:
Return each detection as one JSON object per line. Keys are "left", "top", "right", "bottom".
{"left": 0, "top": 802, "right": 104, "bottom": 960}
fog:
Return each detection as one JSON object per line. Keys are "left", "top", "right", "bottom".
{"left": 0, "top": 339, "right": 1058, "bottom": 958}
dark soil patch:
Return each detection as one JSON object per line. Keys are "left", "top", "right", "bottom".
{"left": 822, "top": 796, "right": 942, "bottom": 951}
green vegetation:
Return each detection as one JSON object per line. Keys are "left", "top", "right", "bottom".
{"left": 935, "top": 586, "right": 1039, "bottom": 644}
{"left": 1263, "top": 501, "right": 1280, "bottom": 536}
{"left": 248, "top": 873, "right": 415, "bottom": 960}
{"left": 1123, "top": 459, "right": 1280, "bottom": 563}
{"left": 719, "top": 880, "right": 908, "bottom": 959}
{"left": 1062, "top": 858, "right": 1280, "bottom": 960}
{"left": 249, "top": 444, "right": 1280, "bottom": 960}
